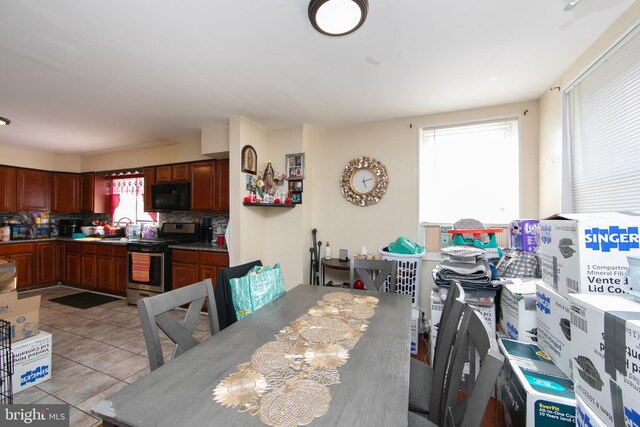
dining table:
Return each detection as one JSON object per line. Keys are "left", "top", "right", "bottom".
{"left": 93, "top": 284, "right": 412, "bottom": 427}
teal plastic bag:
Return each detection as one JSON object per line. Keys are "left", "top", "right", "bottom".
{"left": 230, "top": 264, "right": 285, "bottom": 320}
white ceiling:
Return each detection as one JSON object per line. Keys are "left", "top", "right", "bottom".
{"left": 0, "top": 0, "right": 635, "bottom": 155}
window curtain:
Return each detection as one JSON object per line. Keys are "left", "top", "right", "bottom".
{"left": 564, "top": 23, "right": 640, "bottom": 212}
{"left": 110, "top": 176, "right": 157, "bottom": 222}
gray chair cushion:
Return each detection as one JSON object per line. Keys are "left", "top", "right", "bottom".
{"left": 408, "top": 410, "right": 437, "bottom": 427}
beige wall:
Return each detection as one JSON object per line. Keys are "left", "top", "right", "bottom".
{"left": 201, "top": 125, "right": 230, "bottom": 156}
{"left": 80, "top": 140, "right": 213, "bottom": 172}
{"left": 309, "top": 100, "right": 539, "bottom": 310}
{"left": 538, "top": 2, "right": 640, "bottom": 215}
{"left": 0, "top": 143, "right": 81, "bottom": 172}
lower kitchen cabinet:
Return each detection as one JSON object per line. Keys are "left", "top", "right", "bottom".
{"left": 97, "top": 245, "right": 116, "bottom": 294}
{"left": 36, "top": 241, "right": 57, "bottom": 285}
{"left": 172, "top": 250, "right": 229, "bottom": 291}
{"left": 0, "top": 243, "right": 35, "bottom": 289}
{"left": 115, "top": 247, "right": 128, "bottom": 296}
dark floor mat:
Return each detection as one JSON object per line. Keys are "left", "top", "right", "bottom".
{"left": 49, "top": 292, "right": 120, "bottom": 309}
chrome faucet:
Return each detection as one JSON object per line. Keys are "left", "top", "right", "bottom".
{"left": 116, "top": 217, "right": 133, "bottom": 226}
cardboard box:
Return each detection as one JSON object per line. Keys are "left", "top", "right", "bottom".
{"left": 575, "top": 396, "right": 608, "bottom": 427}
{"left": 497, "top": 339, "right": 576, "bottom": 427}
{"left": 430, "top": 287, "right": 496, "bottom": 361}
{"left": 0, "top": 294, "right": 40, "bottom": 341}
{"left": 0, "top": 259, "right": 17, "bottom": 294}
{"left": 410, "top": 307, "right": 419, "bottom": 355}
{"left": 535, "top": 282, "right": 573, "bottom": 379}
{"left": 568, "top": 293, "right": 640, "bottom": 426}
{"left": 11, "top": 330, "right": 52, "bottom": 393}
{"left": 499, "top": 279, "right": 538, "bottom": 343}
{"left": 539, "top": 212, "right": 640, "bottom": 297}
{"left": 511, "top": 219, "right": 540, "bottom": 254}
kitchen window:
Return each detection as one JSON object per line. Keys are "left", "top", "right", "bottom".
{"left": 110, "top": 175, "right": 157, "bottom": 224}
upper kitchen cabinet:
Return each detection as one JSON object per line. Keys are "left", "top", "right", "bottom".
{"left": 51, "top": 173, "right": 81, "bottom": 213}
{"left": 81, "top": 173, "right": 110, "bottom": 213}
{"left": 191, "top": 160, "right": 229, "bottom": 212}
{"left": 214, "top": 159, "right": 229, "bottom": 211}
{"left": 17, "top": 169, "right": 50, "bottom": 211}
{"left": 143, "top": 167, "right": 155, "bottom": 212}
{"left": 0, "top": 166, "right": 17, "bottom": 212}
{"left": 156, "top": 164, "right": 190, "bottom": 183}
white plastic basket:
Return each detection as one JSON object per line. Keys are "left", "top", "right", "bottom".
{"left": 379, "top": 246, "right": 424, "bottom": 308}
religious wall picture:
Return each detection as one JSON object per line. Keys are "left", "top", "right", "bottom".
{"left": 286, "top": 153, "right": 305, "bottom": 180}
{"left": 241, "top": 145, "right": 257, "bottom": 175}
{"left": 288, "top": 180, "right": 303, "bottom": 192}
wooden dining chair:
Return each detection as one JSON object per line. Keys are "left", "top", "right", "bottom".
{"left": 409, "top": 282, "right": 465, "bottom": 423}
{"left": 349, "top": 258, "right": 397, "bottom": 292}
{"left": 138, "top": 278, "right": 220, "bottom": 371}
{"left": 408, "top": 305, "right": 505, "bottom": 427}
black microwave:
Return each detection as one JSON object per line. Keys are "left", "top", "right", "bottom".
{"left": 151, "top": 182, "right": 190, "bottom": 211}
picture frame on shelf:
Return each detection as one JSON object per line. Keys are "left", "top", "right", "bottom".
{"left": 245, "top": 174, "right": 254, "bottom": 190}
{"left": 288, "top": 180, "right": 303, "bottom": 192}
{"left": 286, "top": 153, "right": 305, "bottom": 180}
{"left": 290, "top": 192, "right": 302, "bottom": 204}
{"left": 241, "top": 145, "right": 257, "bottom": 175}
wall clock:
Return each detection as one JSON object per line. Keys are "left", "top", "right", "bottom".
{"left": 340, "top": 156, "right": 388, "bottom": 206}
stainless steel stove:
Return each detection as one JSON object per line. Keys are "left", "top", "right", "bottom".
{"left": 126, "top": 222, "right": 200, "bottom": 304}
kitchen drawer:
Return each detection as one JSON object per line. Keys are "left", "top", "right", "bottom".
{"left": 66, "top": 242, "right": 82, "bottom": 253}
{"left": 96, "top": 245, "right": 115, "bottom": 256}
{"left": 82, "top": 243, "right": 97, "bottom": 254}
{"left": 172, "top": 249, "right": 198, "bottom": 264}
{"left": 199, "top": 252, "right": 229, "bottom": 267}
{"left": 114, "top": 246, "right": 127, "bottom": 258}
{"left": 0, "top": 242, "right": 33, "bottom": 255}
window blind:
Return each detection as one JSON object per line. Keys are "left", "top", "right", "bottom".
{"left": 565, "top": 24, "right": 640, "bottom": 212}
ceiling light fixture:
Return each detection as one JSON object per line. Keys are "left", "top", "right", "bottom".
{"left": 0, "top": 117, "right": 11, "bottom": 126}
{"left": 309, "top": 0, "right": 369, "bottom": 37}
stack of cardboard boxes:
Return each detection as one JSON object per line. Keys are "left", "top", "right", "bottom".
{"left": 497, "top": 213, "right": 640, "bottom": 427}
{"left": 0, "top": 259, "right": 51, "bottom": 394}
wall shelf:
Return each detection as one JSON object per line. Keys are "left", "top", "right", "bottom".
{"left": 243, "top": 202, "right": 295, "bottom": 208}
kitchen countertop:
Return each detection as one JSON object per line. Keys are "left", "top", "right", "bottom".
{"left": 0, "top": 238, "right": 228, "bottom": 253}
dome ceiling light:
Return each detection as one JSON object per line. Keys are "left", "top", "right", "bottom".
{"left": 308, "top": 0, "right": 369, "bottom": 37}
{"left": 0, "top": 117, "right": 10, "bottom": 126}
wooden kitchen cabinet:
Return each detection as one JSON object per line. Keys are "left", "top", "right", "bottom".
{"left": 0, "top": 166, "right": 17, "bottom": 212}
{"left": 0, "top": 243, "right": 35, "bottom": 289}
{"left": 190, "top": 161, "right": 216, "bottom": 211}
{"left": 96, "top": 244, "right": 115, "bottom": 293}
{"left": 81, "top": 243, "right": 97, "bottom": 289}
{"left": 172, "top": 249, "right": 228, "bottom": 292}
{"left": 214, "top": 159, "right": 229, "bottom": 211}
{"left": 81, "top": 173, "right": 110, "bottom": 213}
{"left": 115, "top": 246, "right": 128, "bottom": 296}
{"left": 172, "top": 249, "right": 199, "bottom": 289}
{"left": 156, "top": 164, "right": 190, "bottom": 183}
{"left": 51, "top": 173, "right": 81, "bottom": 213}
{"left": 17, "top": 169, "right": 50, "bottom": 211}
{"left": 36, "top": 241, "right": 57, "bottom": 285}
{"left": 155, "top": 165, "right": 172, "bottom": 183}
{"left": 144, "top": 167, "right": 155, "bottom": 212}
{"left": 65, "top": 242, "right": 82, "bottom": 285}
{"left": 56, "top": 241, "right": 66, "bottom": 282}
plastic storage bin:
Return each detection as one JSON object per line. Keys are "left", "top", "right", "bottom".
{"left": 380, "top": 246, "right": 424, "bottom": 307}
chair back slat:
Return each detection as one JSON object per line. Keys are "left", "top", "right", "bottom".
{"left": 138, "top": 278, "right": 219, "bottom": 371}
{"left": 441, "top": 308, "right": 505, "bottom": 427}
{"left": 349, "top": 258, "right": 397, "bottom": 292}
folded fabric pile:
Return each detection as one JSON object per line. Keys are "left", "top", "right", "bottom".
{"left": 432, "top": 245, "right": 499, "bottom": 290}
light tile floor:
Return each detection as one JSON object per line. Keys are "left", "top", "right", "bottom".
{"left": 13, "top": 285, "right": 212, "bottom": 427}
